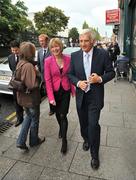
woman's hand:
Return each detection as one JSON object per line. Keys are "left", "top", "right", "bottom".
{"left": 50, "top": 100, "right": 56, "bottom": 106}
{"left": 71, "top": 92, "right": 75, "bottom": 97}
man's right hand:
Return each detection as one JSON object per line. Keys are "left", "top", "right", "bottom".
{"left": 78, "top": 80, "right": 88, "bottom": 91}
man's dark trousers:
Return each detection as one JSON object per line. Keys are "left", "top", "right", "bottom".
{"left": 77, "top": 90, "right": 101, "bottom": 159}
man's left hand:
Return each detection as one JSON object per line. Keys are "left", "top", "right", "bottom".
{"left": 88, "top": 73, "right": 102, "bottom": 84}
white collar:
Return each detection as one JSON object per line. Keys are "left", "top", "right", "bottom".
{"left": 43, "top": 48, "right": 48, "bottom": 51}
{"left": 83, "top": 47, "right": 93, "bottom": 57}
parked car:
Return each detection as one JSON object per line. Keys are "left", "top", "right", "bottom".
{"left": 0, "top": 50, "right": 38, "bottom": 95}
{"left": 0, "top": 59, "right": 13, "bottom": 95}
{"left": 63, "top": 47, "right": 80, "bottom": 56}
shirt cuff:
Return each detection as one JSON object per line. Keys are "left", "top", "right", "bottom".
{"left": 77, "top": 81, "right": 80, "bottom": 87}
{"left": 99, "top": 76, "right": 103, "bottom": 83}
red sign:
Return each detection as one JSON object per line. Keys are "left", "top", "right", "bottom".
{"left": 106, "top": 9, "right": 120, "bottom": 25}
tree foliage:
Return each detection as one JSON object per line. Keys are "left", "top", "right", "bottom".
{"left": 82, "top": 21, "right": 89, "bottom": 29}
{"left": 68, "top": 27, "right": 79, "bottom": 43}
{"left": 92, "top": 28, "right": 101, "bottom": 41}
{"left": 81, "top": 20, "right": 101, "bottom": 41}
{"left": 0, "top": 0, "right": 33, "bottom": 46}
{"left": 34, "top": 6, "right": 69, "bottom": 37}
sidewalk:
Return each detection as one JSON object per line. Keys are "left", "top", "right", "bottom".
{"left": 0, "top": 80, "right": 136, "bottom": 180}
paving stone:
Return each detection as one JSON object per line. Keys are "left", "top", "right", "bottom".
{"left": 70, "top": 144, "right": 135, "bottom": 180}
{"left": 30, "top": 137, "right": 78, "bottom": 171}
{"left": 39, "top": 167, "right": 89, "bottom": 180}
{"left": 2, "top": 126, "right": 20, "bottom": 139}
{"left": 0, "top": 156, "right": 16, "bottom": 179}
{"left": 39, "top": 117, "right": 77, "bottom": 140}
{"left": 124, "top": 113, "right": 136, "bottom": 128}
{"left": 102, "top": 103, "right": 110, "bottom": 112}
{"left": 0, "top": 136, "right": 15, "bottom": 155}
{"left": 107, "top": 127, "right": 136, "bottom": 148}
{"left": 3, "top": 161, "right": 43, "bottom": 180}
{"left": 70, "top": 124, "right": 83, "bottom": 143}
{"left": 100, "top": 126, "right": 107, "bottom": 146}
{"left": 68, "top": 109, "right": 79, "bottom": 123}
{"left": 100, "top": 111, "right": 124, "bottom": 127}
{"left": 3, "top": 142, "right": 38, "bottom": 162}
{"left": 70, "top": 124, "right": 107, "bottom": 146}
{"left": 110, "top": 102, "right": 136, "bottom": 114}
{"left": 105, "top": 94, "right": 122, "bottom": 103}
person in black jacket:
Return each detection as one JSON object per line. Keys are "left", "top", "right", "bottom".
{"left": 108, "top": 41, "right": 120, "bottom": 64}
{"left": 8, "top": 40, "right": 24, "bottom": 127}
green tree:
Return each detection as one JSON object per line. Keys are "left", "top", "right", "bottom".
{"left": 0, "top": 0, "right": 33, "bottom": 46}
{"left": 92, "top": 27, "right": 101, "bottom": 41}
{"left": 34, "top": 6, "right": 69, "bottom": 36}
{"left": 82, "top": 21, "right": 89, "bottom": 29}
{"left": 68, "top": 27, "right": 79, "bottom": 43}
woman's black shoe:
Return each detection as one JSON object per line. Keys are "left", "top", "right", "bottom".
{"left": 48, "top": 111, "right": 54, "bottom": 116}
{"left": 61, "top": 140, "right": 67, "bottom": 154}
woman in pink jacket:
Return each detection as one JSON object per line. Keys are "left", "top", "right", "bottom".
{"left": 44, "top": 38, "right": 75, "bottom": 154}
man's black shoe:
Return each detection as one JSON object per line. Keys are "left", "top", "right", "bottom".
{"left": 48, "top": 111, "right": 54, "bottom": 116}
{"left": 83, "top": 141, "right": 89, "bottom": 151}
{"left": 15, "top": 120, "right": 23, "bottom": 127}
{"left": 17, "top": 144, "right": 29, "bottom": 150}
{"left": 91, "top": 158, "right": 100, "bottom": 170}
{"left": 30, "top": 137, "right": 45, "bottom": 147}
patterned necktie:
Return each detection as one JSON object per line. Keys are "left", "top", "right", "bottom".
{"left": 43, "top": 49, "right": 46, "bottom": 59}
{"left": 84, "top": 53, "right": 90, "bottom": 92}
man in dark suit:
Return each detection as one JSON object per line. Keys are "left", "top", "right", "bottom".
{"left": 8, "top": 40, "right": 24, "bottom": 127}
{"left": 37, "top": 34, "right": 54, "bottom": 115}
{"left": 68, "top": 29, "right": 115, "bottom": 170}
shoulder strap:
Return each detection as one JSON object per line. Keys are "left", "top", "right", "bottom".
{"left": 14, "top": 62, "right": 28, "bottom": 79}
{"left": 16, "top": 62, "right": 28, "bottom": 72}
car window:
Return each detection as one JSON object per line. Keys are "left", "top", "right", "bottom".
{"left": 63, "top": 47, "right": 80, "bottom": 55}
{"left": 3, "top": 60, "right": 8, "bottom": 64}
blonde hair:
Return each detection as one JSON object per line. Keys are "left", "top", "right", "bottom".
{"left": 80, "top": 28, "right": 96, "bottom": 40}
{"left": 38, "top": 34, "right": 49, "bottom": 41}
{"left": 49, "top": 38, "right": 63, "bottom": 52}
{"left": 19, "top": 42, "right": 36, "bottom": 62}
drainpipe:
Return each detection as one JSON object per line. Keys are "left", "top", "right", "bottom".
{"left": 123, "top": 0, "right": 131, "bottom": 57}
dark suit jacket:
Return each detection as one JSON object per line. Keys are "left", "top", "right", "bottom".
{"left": 68, "top": 47, "right": 115, "bottom": 109}
{"left": 37, "top": 48, "right": 51, "bottom": 81}
{"left": 8, "top": 54, "right": 17, "bottom": 73}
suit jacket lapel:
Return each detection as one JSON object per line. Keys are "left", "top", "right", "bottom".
{"left": 39, "top": 49, "right": 43, "bottom": 61}
{"left": 52, "top": 56, "right": 61, "bottom": 75}
{"left": 45, "top": 49, "right": 51, "bottom": 58}
{"left": 91, "top": 47, "right": 99, "bottom": 74}
{"left": 78, "top": 50, "right": 87, "bottom": 79}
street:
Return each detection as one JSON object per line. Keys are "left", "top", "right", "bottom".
{"left": 0, "top": 94, "right": 15, "bottom": 125}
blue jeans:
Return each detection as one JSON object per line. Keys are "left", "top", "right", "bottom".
{"left": 17, "top": 105, "right": 40, "bottom": 146}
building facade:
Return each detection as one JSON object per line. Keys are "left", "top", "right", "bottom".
{"left": 118, "top": 0, "right": 136, "bottom": 80}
